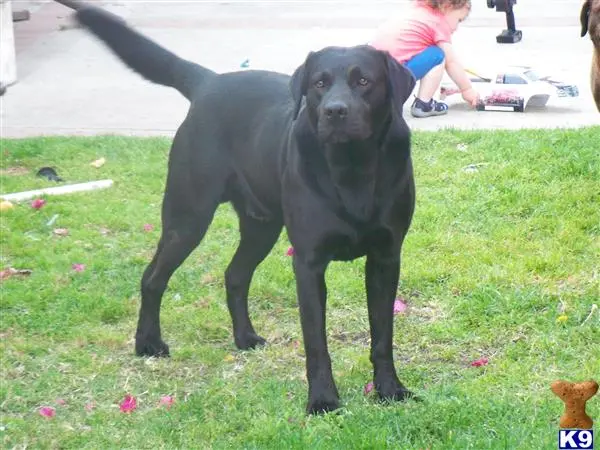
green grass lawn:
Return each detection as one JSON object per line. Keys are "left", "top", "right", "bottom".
{"left": 1, "top": 128, "right": 599, "bottom": 449}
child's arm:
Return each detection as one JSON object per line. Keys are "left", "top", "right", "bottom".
{"left": 438, "top": 42, "right": 479, "bottom": 106}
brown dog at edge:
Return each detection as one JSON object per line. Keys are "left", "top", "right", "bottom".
{"left": 581, "top": 0, "right": 600, "bottom": 111}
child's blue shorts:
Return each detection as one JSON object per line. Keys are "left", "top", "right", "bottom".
{"left": 403, "top": 46, "right": 445, "bottom": 80}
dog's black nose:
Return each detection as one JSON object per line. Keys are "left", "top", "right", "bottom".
{"left": 324, "top": 101, "right": 348, "bottom": 120}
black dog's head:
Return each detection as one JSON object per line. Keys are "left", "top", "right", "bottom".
{"left": 290, "top": 46, "right": 415, "bottom": 145}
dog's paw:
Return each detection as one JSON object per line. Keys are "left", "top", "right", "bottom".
{"left": 135, "top": 335, "right": 170, "bottom": 357}
{"left": 306, "top": 396, "right": 340, "bottom": 415}
{"left": 376, "top": 379, "right": 420, "bottom": 403}
{"left": 234, "top": 332, "right": 267, "bottom": 350}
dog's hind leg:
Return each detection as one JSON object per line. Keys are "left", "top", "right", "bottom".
{"left": 225, "top": 209, "right": 282, "bottom": 350}
{"left": 136, "top": 197, "right": 220, "bottom": 357}
{"left": 136, "top": 138, "right": 225, "bottom": 357}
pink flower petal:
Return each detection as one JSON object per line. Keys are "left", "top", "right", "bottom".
{"left": 393, "top": 297, "right": 408, "bottom": 315}
{"left": 39, "top": 406, "right": 56, "bottom": 418}
{"left": 31, "top": 198, "right": 46, "bottom": 210}
{"left": 364, "top": 381, "right": 374, "bottom": 395}
{"left": 143, "top": 223, "right": 154, "bottom": 232}
{"left": 72, "top": 263, "right": 85, "bottom": 272}
{"left": 159, "top": 395, "right": 174, "bottom": 409}
{"left": 55, "top": 398, "right": 66, "bottom": 406}
{"left": 286, "top": 246, "right": 295, "bottom": 256}
{"left": 85, "top": 402, "right": 95, "bottom": 412}
{"left": 119, "top": 394, "right": 137, "bottom": 413}
{"left": 470, "top": 357, "right": 489, "bottom": 367}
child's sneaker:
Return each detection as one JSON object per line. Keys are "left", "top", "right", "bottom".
{"left": 410, "top": 98, "right": 448, "bottom": 118}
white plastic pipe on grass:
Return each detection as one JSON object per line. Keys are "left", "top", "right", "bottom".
{"left": 0, "top": 179, "right": 114, "bottom": 202}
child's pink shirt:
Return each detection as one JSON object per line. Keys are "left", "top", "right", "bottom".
{"left": 370, "top": 2, "right": 453, "bottom": 63}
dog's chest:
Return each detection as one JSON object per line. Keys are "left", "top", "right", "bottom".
{"left": 328, "top": 225, "right": 391, "bottom": 262}
{"left": 332, "top": 243, "right": 367, "bottom": 261}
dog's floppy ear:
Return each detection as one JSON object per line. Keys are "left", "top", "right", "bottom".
{"left": 290, "top": 51, "right": 315, "bottom": 120}
{"left": 581, "top": 0, "right": 590, "bottom": 37}
{"left": 384, "top": 52, "right": 416, "bottom": 110}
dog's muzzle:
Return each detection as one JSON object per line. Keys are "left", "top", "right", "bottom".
{"left": 323, "top": 100, "right": 349, "bottom": 122}
{"left": 317, "top": 100, "right": 371, "bottom": 144}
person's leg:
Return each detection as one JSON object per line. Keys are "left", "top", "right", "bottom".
{"left": 403, "top": 46, "right": 449, "bottom": 117}
{"left": 416, "top": 64, "right": 445, "bottom": 102}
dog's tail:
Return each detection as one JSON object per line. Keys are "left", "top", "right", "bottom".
{"left": 58, "top": 1, "right": 213, "bottom": 101}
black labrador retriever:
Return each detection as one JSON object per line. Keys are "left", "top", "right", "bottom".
{"left": 57, "top": 2, "right": 417, "bottom": 414}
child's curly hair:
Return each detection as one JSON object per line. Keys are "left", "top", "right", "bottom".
{"left": 419, "top": 0, "right": 471, "bottom": 10}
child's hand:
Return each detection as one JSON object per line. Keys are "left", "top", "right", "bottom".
{"left": 461, "top": 88, "right": 480, "bottom": 107}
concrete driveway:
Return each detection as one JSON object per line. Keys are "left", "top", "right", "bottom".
{"left": 1, "top": 0, "right": 598, "bottom": 137}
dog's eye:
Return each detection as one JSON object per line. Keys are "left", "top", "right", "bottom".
{"left": 315, "top": 80, "right": 325, "bottom": 89}
{"left": 358, "top": 77, "right": 369, "bottom": 86}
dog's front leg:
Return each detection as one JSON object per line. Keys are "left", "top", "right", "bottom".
{"left": 365, "top": 254, "right": 414, "bottom": 402}
{"left": 293, "top": 257, "right": 339, "bottom": 414}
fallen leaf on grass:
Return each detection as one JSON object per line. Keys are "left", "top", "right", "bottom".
{"left": 470, "top": 357, "right": 489, "bottom": 367}
{"left": 0, "top": 200, "right": 14, "bottom": 211}
{"left": 72, "top": 263, "right": 86, "bottom": 272}
{"left": 511, "top": 333, "right": 526, "bottom": 343}
{"left": 31, "top": 198, "right": 46, "bottom": 210}
{"left": 119, "top": 394, "right": 137, "bottom": 413}
{"left": 0, "top": 267, "right": 33, "bottom": 281}
{"left": 53, "top": 228, "right": 69, "bottom": 236}
{"left": 159, "top": 396, "right": 174, "bottom": 409}
{"left": 90, "top": 157, "right": 106, "bottom": 168}
{"left": 201, "top": 273, "right": 216, "bottom": 284}
{"left": 39, "top": 406, "right": 56, "bottom": 418}
{"left": 194, "top": 299, "right": 210, "bottom": 308}
{"left": 393, "top": 297, "right": 408, "bottom": 315}
{"left": 223, "top": 354, "right": 235, "bottom": 362}
{"left": 364, "top": 382, "right": 374, "bottom": 395}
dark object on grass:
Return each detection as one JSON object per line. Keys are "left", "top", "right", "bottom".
{"left": 36, "top": 167, "right": 63, "bottom": 182}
